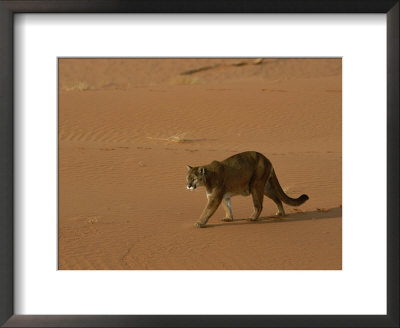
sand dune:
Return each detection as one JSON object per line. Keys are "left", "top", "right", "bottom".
{"left": 58, "top": 58, "right": 341, "bottom": 270}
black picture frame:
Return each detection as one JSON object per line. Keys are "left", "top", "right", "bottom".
{"left": 0, "top": 1, "right": 398, "bottom": 327}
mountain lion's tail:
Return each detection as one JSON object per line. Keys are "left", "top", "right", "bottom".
{"left": 269, "top": 168, "right": 309, "bottom": 206}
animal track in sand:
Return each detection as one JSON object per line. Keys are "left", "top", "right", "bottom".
{"left": 185, "top": 149, "right": 198, "bottom": 152}
{"left": 99, "top": 148, "right": 116, "bottom": 151}
{"left": 147, "top": 133, "right": 191, "bottom": 144}
{"left": 87, "top": 216, "right": 100, "bottom": 224}
{"left": 137, "top": 146, "right": 152, "bottom": 150}
{"left": 147, "top": 133, "right": 215, "bottom": 145}
{"left": 68, "top": 215, "right": 102, "bottom": 224}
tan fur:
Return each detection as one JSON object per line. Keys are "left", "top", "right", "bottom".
{"left": 186, "top": 151, "right": 309, "bottom": 228}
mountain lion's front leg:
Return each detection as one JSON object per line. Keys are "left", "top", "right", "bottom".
{"left": 194, "top": 192, "right": 223, "bottom": 228}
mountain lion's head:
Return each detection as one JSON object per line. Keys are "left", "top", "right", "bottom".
{"left": 186, "top": 165, "right": 207, "bottom": 190}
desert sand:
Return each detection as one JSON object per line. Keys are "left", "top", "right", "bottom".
{"left": 58, "top": 58, "right": 342, "bottom": 270}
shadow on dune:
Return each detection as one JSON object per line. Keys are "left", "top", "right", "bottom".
{"left": 205, "top": 206, "right": 342, "bottom": 229}
{"left": 182, "top": 138, "right": 217, "bottom": 143}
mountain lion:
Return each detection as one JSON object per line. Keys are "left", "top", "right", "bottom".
{"left": 186, "top": 151, "right": 309, "bottom": 228}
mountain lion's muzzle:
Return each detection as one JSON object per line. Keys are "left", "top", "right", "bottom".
{"left": 187, "top": 183, "right": 196, "bottom": 190}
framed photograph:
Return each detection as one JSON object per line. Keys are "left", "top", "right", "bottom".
{"left": 0, "top": 1, "right": 398, "bottom": 327}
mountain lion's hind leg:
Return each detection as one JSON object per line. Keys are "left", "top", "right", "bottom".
{"left": 221, "top": 198, "right": 233, "bottom": 222}
{"left": 249, "top": 186, "right": 264, "bottom": 221}
{"left": 264, "top": 181, "right": 285, "bottom": 216}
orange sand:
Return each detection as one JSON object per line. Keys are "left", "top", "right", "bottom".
{"left": 58, "top": 58, "right": 342, "bottom": 270}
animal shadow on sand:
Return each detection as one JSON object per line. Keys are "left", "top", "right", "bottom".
{"left": 204, "top": 207, "right": 342, "bottom": 229}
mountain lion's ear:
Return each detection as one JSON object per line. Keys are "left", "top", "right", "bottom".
{"left": 186, "top": 165, "right": 193, "bottom": 171}
{"left": 198, "top": 167, "right": 206, "bottom": 175}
